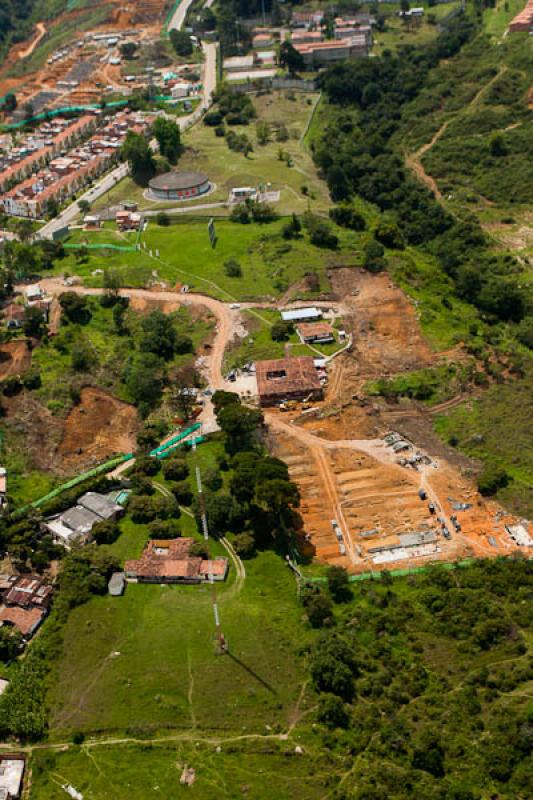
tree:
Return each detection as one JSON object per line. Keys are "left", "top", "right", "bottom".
{"left": 153, "top": 117, "right": 184, "bottom": 164}
{"left": 190, "top": 541, "right": 208, "bottom": 558}
{"left": 139, "top": 310, "right": 178, "bottom": 360}
{"left": 23, "top": 306, "right": 47, "bottom": 339}
{"left": 232, "top": 532, "right": 256, "bottom": 559}
{"left": 329, "top": 205, "right": 366, "bottom": 231}
{"left": 256, "top": 121, "right": 270, "bottom": 145}
{"left": 271, "top": 320, "right": 293, "bottom": 341}
{"left": 375, "top": 221, "right": 405, "bottom": 249}
{"left": 120, "top": 41, "right": 138, "bottom": 59}
{"left": 279, "top": 41, "right": 304, "bottom": 74}
{"left": 71, "top": 341, "right": 93, "bottom": 372}
{"left": 170, "top": 28, "right": 193, "bottom": 57}
{"left": 121, "top": 130, "right": 155, "bottom": 185}
{"left": 363, "top": 239, "right": 387, "bottom": 273}
{"left": 489, "top": 133, "right": 508, "bottom": 157}
{"left": 317, "top": 693, "right": 350, "bottom": 729}
{"left": 148, "top": 519, "right": 182, "bottom": 539}
{"left": 327, "top": 565, "right": 351, "bottom": 603}
{"left": 212, "top": 390, "right": 240, "bottom": 413}
{"left": 478, "top": 464, "right": 509, "bottom": 496}
{"left": 224, "top": 258, "right": 242, "bottom": 277}
{"left": 59, "top": 292, "right": 91, "bottom": 324}
{"left": 282, "top": 214, "right": 302, "bottom": 239}
{"left": 92, "top": 520, "right": 121, "bottom": 545}
{"left": 4, "top": 93, "right": 17, "bottom": 113}
{"left": 78, "top": 199, "right": 91, "bottom": 214}
{"left": 217, "top": 403, "right": 264, "bottom": 454}
{"left": 309, "top": 221, "right": 338, "bottom": 249}
{"left": 162, "top": 457, "right": 189, "bottom": 482}
{"left": 156, "top": 211, "right": 170, "bottom": 226}
{"left": 304, "top": 588, "right": 334, "bottom": 628}
{"left": 124, "top": 352, "right": 166, "bottom": 414}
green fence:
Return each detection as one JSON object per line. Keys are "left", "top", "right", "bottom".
{"left": 2, "top": 100, "right": 129, "bottom": 131}
{"left": 306, "top": 558, "right": 478, "bottom": 584}
{"left": 162, "top": 0, "right": 185, "bottom": 34}
{"left": 64, "top": 243, "right": 138, "bottom": 253}
{"left": 13, "top": 452, "right": 135, "bottom": 518}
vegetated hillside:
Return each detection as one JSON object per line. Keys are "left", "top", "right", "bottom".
{"left": 0, "top": 0, "right": 66, "bottom": 60}
{"left": 403, "top": 34, "right": 533, "bottom": 206}
{"left": 306, "top": 558, "right": 533, "bottom": 800}
{"left": 310, "top": 13, "right": 533, "bottom": 514}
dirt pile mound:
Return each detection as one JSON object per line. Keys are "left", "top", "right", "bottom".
{"left": 58, "top": 387, "right": 139, "bottom": 470}
{"left": 0, "top": 341, "right": 32, "bottom": 380}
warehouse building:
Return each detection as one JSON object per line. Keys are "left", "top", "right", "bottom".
{"left": 280, "top": 307, "right": 323, "bottom": 323}
{"left": 256, "top": 356, "right": 324, "bottom": 406}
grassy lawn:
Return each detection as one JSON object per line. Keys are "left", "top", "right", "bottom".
{"left": 30, "top": 738, "right": 334, "bottom": 800}
{"left": 93, "top": 92, "right": 330, "bottom": 216}
{"left": 57, "top": 220, "right": 361, "bottom": 301}
{"left": 434, "top": 373, "right": 533, "bottom": 517}
{"left": 391, "top": 248, "right": 480, "bottom": 350}
{"left": 45, "top": 550, "right": 311, "bottom": 739}
{"left": 483, "top": 0, "right": 525, "bottom": 37}
{"left": 373, "top": 3, "right": 462, "bottom": 55}
{"left": 224, "top": 309, "right": 345, "bottom": 370}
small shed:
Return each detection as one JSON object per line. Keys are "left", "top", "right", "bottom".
{"left": 108, "top": 572, "right": 126, "bottom": 596}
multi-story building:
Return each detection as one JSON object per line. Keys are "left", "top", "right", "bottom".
{"left": 0, "top": 112, "right": 150, "bottom": 219}
{"left": 0, "top": 115, "right": 97, "bottom": 193}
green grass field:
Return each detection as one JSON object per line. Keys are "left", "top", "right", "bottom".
{"left": 58, "top": 219, "right": 362, "bottom": 301}
{"left": 45, "top": 550, "right": 311, "bottom": 739}
{"left": 434, "top": 373, "right": 533, "bottom": 516}
{"left": 30, "top": 737, "right": 335, "bottom": 800}
{"left": 93, "top": 91, "right": 329, "bottom": 216}
{"left": 224, "top": 308, "right": 346, "bottom": 371}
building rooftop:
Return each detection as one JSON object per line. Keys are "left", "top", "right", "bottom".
{"left": 281, "top": 306, "right": 322, "bottom": 322}
{"left": 256, "top": 356, "right": 322, "bottom": 399}
{"left": 296, "top": 322, "right": 334, "bottom": 338}
{"left": 0, "top": 757, "right": 24, "bottom": 799}
{"left": 78, "top": 491, "right": 121, "bottom": 520}
{"left": 125, "top": 539, "right": 228, "bottom": 583}
{"left": 149, "top": 171, "right": 209, "bottom": 191}
{"left": 0, "top": 605, "right": 44, "bottom": 637}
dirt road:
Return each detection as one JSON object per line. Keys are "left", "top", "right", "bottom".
{"left": 34, "top": 279, "right": 238, "bottom": 430}
{"left": 17, "top": 22, "right": 47, "bottom": 60}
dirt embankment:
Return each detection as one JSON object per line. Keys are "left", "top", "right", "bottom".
{"left": 0, "top": 341, "right": 32, "bottom": 380}
{"left": 58, "top": 387, "right": 139, "bottom": 471}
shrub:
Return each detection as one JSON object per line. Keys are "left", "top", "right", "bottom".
{"left": 329, "top": 205, "right": 366, "bottom": 231}
{"left": 148, "top": 518, "right": 181, "bottom": 539}
{"left": 156, "top": 211, "right": 170, "bottom": 226}
{"left": 162, "top": 458, "right": 189, "bottom": 482}
{"left": 204, "top": 110, "right": 223, "bottom": 126}
{"left": 232, "top": 532, "right": 256, "bottom": 559}
{"left": 132, "top": 455, "right": 160, "bottom": 477}
{"left": 478, "top": 464, "right": 509, "bottom": 496}
{"left": 375, "top": 221, "right": 405, "bottom": 249}
{"left": 224, "top": 258, "right": 242, "bottom": 278}
{"left": 271, "top": 320, "right": 293, "bottom": 342}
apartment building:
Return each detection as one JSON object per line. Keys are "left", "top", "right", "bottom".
{"left": 1, "top": 112, "right": 150, "bottom": 219}
{"left": 0, "top": 115, "right": 97, "bottom": 193}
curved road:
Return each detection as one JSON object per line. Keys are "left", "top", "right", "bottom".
{"left": 34, "top": 278, "right": 469, "bottom": 570}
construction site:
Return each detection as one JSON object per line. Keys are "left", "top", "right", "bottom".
{"left": 0, "top": 0, "right": 182, "bottom": 117}
{"left": 262, "top": 267, "right": 532, "bottom": 574}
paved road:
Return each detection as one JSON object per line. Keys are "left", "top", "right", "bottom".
{"left": 37, "top": 162, "right": 129, "bottom": 239}
{"left": 167, "top": 0, "right": 197, "bottom": 32}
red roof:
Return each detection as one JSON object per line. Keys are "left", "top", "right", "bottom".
{"left": 0, "top": 606, "right": 44, "bottom": 636}
{"left": 256, "top": 356, "right": 322, "bottom": 399}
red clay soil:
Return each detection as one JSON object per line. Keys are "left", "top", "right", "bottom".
{"left": 0, "top": 341, "right": 32, "bottom": 380}
{"left": 58, "top": 387, "right": 139, "bottom": 471}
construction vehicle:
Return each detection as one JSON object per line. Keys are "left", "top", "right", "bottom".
{"left": 418, "top": 489, "right": 427, "bottom": 501}
{"left": 279, "top": 399, "right": 298, "bottom": 412}
{"left": 301, "top": 392, "right": 314, "bottom": 410}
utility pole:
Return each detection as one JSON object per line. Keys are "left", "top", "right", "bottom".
{"left": 192, "top": 439, "right": 227, "bottom": 654}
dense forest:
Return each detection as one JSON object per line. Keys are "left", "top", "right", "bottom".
{"left": 303, "top": 557, "right": 533, "bottom": 799}
{"left": 314, "top": 15, "right": 532, "bottom": 333}
{"left": 0, "top": 0, "right": 66, "bottom": 59}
